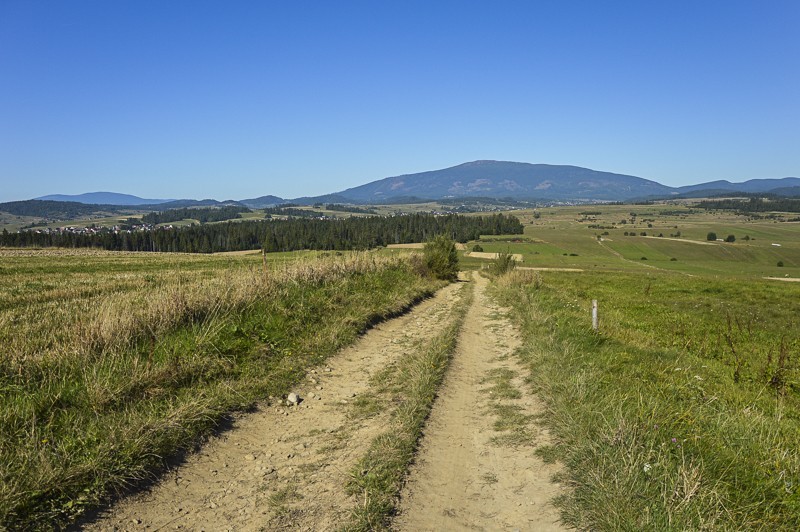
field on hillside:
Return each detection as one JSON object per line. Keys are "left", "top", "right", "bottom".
{"left": 460, "top": 204, "right": 800, "bottom": 278}
{"left": 0, "top": 248, "right": 443, "bottom": 528}
{"left": 480, "top": 205, "right": 800, "bottom": 529}
{"left": 3, "top": 203, "right": 800, "bottom": 528}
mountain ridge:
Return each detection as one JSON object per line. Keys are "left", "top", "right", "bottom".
{"left": 18, "top": 161, "right": 800, "bottom": 207}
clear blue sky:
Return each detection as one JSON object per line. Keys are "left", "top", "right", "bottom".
{"left": 2, "top": 1, "right": 798, "bottom": 202}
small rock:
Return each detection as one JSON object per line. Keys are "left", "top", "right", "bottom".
{"left": 315, "top": 386, "right": 323, "bottom": 391}
{"left": 325, "top": 367, "right": 332, "bottom": 372}
{"left": 245, "top": 454, "right": 256, "bottom": 461}
{"left": 308, "top": 392, "right": 316, "bottom": 399}
{"left": 287, "top": 392, "right": 301, "bottom": 406}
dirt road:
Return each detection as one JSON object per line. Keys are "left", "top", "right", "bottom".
{"left": 82, "top": 273, "right": 564, "bottom": 531}
{"left": 394, "top": 273, "right": 565, "bottom": 531}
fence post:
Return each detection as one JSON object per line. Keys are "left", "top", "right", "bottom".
{"left": 592, "top": 299, "right": 599, "bottom": 330}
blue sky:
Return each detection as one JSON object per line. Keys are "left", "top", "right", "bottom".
{"left": 1, "top": 1, "right": 798, "bottom": 202}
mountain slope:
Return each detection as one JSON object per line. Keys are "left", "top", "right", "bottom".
{"left": 335, "top": 160, "right": 673, "bottom": 201}
{"left": 676, "top": 177, "right": 800, "bottom": 195}
{"left": 36, "top": 192, "right": 173, "bottom": 205}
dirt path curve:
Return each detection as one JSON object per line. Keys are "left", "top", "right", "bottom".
{"left": 394, "top": 273, "right": 566, "bottom": 531}
{"left": 83, "top": 281, "right": 466, "bottom": 532}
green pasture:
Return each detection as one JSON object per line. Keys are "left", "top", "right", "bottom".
{"left": 494, "top": 265, "right": 800, "bottom": 529}
{"left": 460, "top": 205, "right": 800, "bottom": 278}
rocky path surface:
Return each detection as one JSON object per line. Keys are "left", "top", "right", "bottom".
{"left": 81, "top": 273, "right": 565, "bottom": 531}
{"left": 394, "top": 273, "right": 566, "bottom": 531}
{"left": 83, "top": 282, "right": 465, "bottom": 532}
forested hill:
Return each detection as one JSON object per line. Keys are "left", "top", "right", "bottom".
{"left": 0, "top": 213, "right": 523, "bottom": 253}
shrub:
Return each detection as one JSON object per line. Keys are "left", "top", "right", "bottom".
{"left": 641, "top": 257, "right": 648, "bottom": 260}
{"left": 490, "top": 250, "right": 517, "bottom": 276}
{"left": 423, "top": 235, "right": 459, "bottom": 281}
{"left": 707, "top": 232, "right": 717, "bottom": 241}
{"left": 472, "top": 244, "right": 484, "bottom": 252}
{"left": 726, "top": 235, "right": 736, "bottom": 242}
{"left": 777, "top": 261, "right": 784, "bottom": 267}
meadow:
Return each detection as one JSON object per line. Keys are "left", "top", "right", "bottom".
{"left": 2, "top": 201, "right": 799, "bottom": 529}
{"left": 483, "top": 204, "right": 800, "bottom": 529}
{"left": 0, "top": 248, "right": 443, "bottom": 528}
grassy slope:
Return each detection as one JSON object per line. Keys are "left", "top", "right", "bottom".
{"left": 484, "top": 205, "right": 800, "bottom": 529}
{"left": 460, "top": 204, "right": 800, "bottom": 276}
{"left": 0, "top": 249, "right": 443, "bottom": 529}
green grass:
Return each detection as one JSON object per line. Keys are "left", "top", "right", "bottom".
{"left": 0, "top": 249, "right": 443, "bottom": 529}
{"left": 344, "top": 280, "right": 473, "bottom": 531}
{"left": 459, "top": 204, "right": 800, "bottom": 277}
{"left": 492, "top": 267, "right": 800, "bottom": 530}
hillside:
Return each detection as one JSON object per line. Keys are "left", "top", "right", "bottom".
{"left": 334, "top": 160, "right": 673, "bottom": 202}
{"left": 36, "top": 192, "right": 173, "bottom": 205}
{"left": 12, "top": 162, "right": 800, "bottom": 210}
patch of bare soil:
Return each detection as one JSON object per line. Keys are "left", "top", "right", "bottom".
{"left": 466, "top": 251, "right": 524, "bottom": 261}
{"left": 763, "top": 276, "right": 800, "bottom": 282}
{"left": 394, "top": 273, "right": 566, "bottom": 531}
{"left": 82, "top": 282, "right": 465, "bottom": 532}
{"left": 517, "top": 266, "right": 583, "bottom": 272}
{"left": 386, "top": 243, "right": 467, "bottom": 250}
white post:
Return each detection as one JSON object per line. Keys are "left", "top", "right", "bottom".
{"left": 592, "top": 300, "right": 599, "bottom": 330}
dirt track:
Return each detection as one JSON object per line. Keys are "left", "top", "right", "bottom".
{"left": 394, "top": 274, "right": 565, "bottom": 531}
{"left": 82, "top": 273, "right": 564, "bottom": 531}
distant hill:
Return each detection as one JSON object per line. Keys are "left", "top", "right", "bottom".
{"left": 143, "top": 199, "right": 244, "bottom": 209}
{"left": 333, "top": 161, "right": 673, "bottom": 202}
{"left": 675, "top": 177, "right": 800, "bottom": 195}
{"left": 16, "top": 163, "right": 800, "bottom": 209}
{"left": 239, "top": 195, "right": 286, "bottom": 208}
{"left": 0, "top": 200, "right": 123, "bottom": 218}
{"left": 36, "top": 192, "right": 173, "bottom": 205}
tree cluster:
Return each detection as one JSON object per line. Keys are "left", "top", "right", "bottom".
{"left": 698, "top": 197, "right": 800, "bottom": 214}
{"left": 1, "top": 213, "right": 523, "bottom": 254}
{"left": 141, "top": 206, "right": 251, "bottom": 224}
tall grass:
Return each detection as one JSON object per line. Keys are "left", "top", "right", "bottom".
{"left": 0, "top": 250, "right": 443, "bottom": 529}
{"left": 492, "top": 269, "right": 800, "bottom": 530}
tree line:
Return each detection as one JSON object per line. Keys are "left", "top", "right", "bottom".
{"left": 141, "top": 206, "right": 251, "bottom": 224}
{"left": 698, "top": 197, "right": 800, "bottom": 213}
{"left": 0, "top": 213, "right": 523, "bottom": 254}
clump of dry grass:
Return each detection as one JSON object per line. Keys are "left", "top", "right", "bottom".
{"left": 0, "top": 249, "right": 441, "bottom": 528}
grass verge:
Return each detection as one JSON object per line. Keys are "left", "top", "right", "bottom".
{"left": 0, "top": 252, "right": 443, "bottom": 529}
{"left": 343, "top": 277, "right": 473, "bottom": 531}
{"left": 492, "top": 268, "right": 800, "bottom": 530}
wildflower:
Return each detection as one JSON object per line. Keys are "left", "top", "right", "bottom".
{"left": 671, "top": 437, "right": 677, "bottom": 443}
{"left": 643, "top": 463, "right": 652, "bottom": 473}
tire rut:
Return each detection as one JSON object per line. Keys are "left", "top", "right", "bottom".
{"left": 393, "top": 272, "right": 566, "bottom": 531}
{"left": 82, "top": 281, "right": 466, "bottom": 532}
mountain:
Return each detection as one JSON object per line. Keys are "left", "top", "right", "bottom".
{"left": 675, "top": 177, "right": 800, "bottom": 195}
{"left": 20, "top": 164, "right": 800, "bottom": 208}
{"left": 36, "top": 192, "right": 173, "bottom": 205}
{"left": 239, "top": 195, "right": 287, "bottom": 208}
{"left": 333, "top": 161, "right": 673, "bottom": 202}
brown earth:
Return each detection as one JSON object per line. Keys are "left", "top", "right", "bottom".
{"left": 393, "top": 274, "right": 565, "bottom": 531}
{"left": 81, "top": 273, "right": 565, "bottom": 531}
